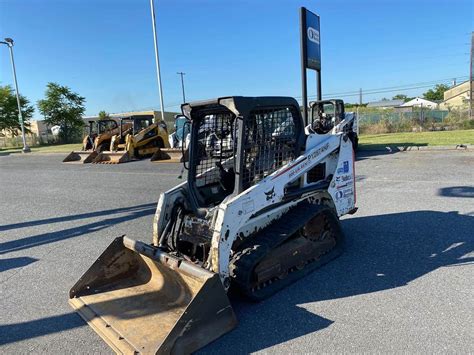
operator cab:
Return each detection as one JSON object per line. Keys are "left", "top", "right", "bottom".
{"left": 97, "top": 119, "right": 118, "bottom": 134}
{"left": 182, "top": 97, "right": 304, "bottom": 211}
{"left": 84, "top": 120, "right": 118, "bottom": 150}
{"left": 309, "top": 99, "right": 345, "bottom": 134}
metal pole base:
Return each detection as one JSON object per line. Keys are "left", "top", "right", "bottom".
{"left": 22, "top": 145, "right": 31, "bottom": 153}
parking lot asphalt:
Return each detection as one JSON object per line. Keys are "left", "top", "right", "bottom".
{"left": 0, "top": 150, "right": 473, "bottom": 354}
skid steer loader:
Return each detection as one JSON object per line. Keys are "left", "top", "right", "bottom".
{"left": 93, "top": 115, "right": 170, "bottom": 164}
{"left": 70, "top": 96, "right": 357, "bottom": 354}
{"left": 150, "top": 115, "right": 190, "bottom": 163}
{"left": 63, "top": 119, "right": 125, "bottom": 163}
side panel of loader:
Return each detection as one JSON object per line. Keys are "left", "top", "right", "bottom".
{"left": 69, "top": 236, "right": 236, "bottom": 354}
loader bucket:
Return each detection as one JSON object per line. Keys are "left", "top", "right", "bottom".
{"left": 150, "top": 148, "right": 187, "bottom": 163}
{"left": 69, "top": 236, "right": 237, "bottom": 354}
{"left": 63, "top": 151, "right": 98, "bottom": 164}
{"left": 93, "top": 151, "right": 130, "bottom": 164}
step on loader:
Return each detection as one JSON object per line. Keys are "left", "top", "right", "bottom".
{"left": 70, "top": 96, "right": 357, "bottom": 354}
{"left": 63, "top": 119, "right": 123, "bottom": 163}
{"left": 93, "top": 115, "right": 170, "bottom": 164}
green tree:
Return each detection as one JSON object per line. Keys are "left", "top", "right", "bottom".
{"left": 0, "top": 85, "right": 33, "bottom": 135}
{"left": 423, "top": 84, "right": 449, "bottom": 101}
{"left": 37, "top": 82, "right": 86, "bottom": 143}
{"left": 98, "top": 110, "right": 110, "bottom": 120}
{"left": 392, "top": 94, "right": 415, "bottom": 103}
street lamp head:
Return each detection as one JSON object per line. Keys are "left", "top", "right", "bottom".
{"left": 4, "top": 38, "right": 14, "bottom": 45}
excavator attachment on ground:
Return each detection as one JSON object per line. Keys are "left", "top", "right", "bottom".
{"left": 69, "top": 236, "right": 237, "bottom": 354}
{"left": 63, "top": 150, "right": 98, "bottom": 164}
{"left": 150, "top": 148, "right": 186, "bottom": 163}
{"left": 93, "top": 151, "right": 131, "bottom": 164}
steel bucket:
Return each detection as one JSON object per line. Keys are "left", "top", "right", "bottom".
{"left": 69, "top": 236, "right": 236, "bottom": 354}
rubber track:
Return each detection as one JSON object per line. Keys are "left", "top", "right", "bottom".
{"left": 230, "top": 202, "right": 344, "bottom": 301}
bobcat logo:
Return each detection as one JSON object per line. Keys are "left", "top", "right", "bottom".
{"left": 264, "top": 187, "right": 275, "bottom": 201}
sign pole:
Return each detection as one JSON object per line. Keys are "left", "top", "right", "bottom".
{"left": 317, "top": 15, "right": 322, "bottom": 101}
{"left": 150, "top": 0, "right": 165, "bottom": 122}
{"left": 300, "top": 7, "right": 321, "bottom": 125}
{"left": 300, "top": 7, "right": 308, "bottom": 126}
{"left": 317, "top": 70, "right": 322, "bottom": 101}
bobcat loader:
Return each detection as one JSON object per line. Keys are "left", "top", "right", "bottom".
{"left": 70, "top": 96, "right": 357, "bottom": 354}
{"left": 63, "top": 119, "right": 125, "bottom": 163}
{"left": 93, "top": 116, "right": 170, "bottom": 164}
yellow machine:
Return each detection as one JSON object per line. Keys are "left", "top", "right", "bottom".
{"left": 150, "top": 115, "right": 190, "bottom": 163}
{"left": 93, "top": 115, "right": 170, "bottom": 164}
{"left": 63, "top": 119, "right": 126, "bottom": 163}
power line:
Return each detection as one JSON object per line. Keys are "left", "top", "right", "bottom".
{"left": 295, "top": 75, "right": 469, "bottom": 99}
{"left": 138, "top": 74, "right": 471, "bottom": 111}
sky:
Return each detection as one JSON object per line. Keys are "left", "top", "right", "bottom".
{"left": 0, "top": 0, "right": 472, "bottom": 118}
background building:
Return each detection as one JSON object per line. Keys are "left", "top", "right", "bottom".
{"left": 439, "top": 80, "right": 473, "bottom": 110}
{"left": 401, "top": 97, "right": 438, "bottom": 109}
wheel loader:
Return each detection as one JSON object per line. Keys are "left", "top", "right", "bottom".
{"left": 70, "top": 96, "right": 357, "bottom": 354}
{"left": 63, "top": 119, "right": 127, "bottom": 163}
{"left": 93, "top": 115, "right": 170, "bottom": 164}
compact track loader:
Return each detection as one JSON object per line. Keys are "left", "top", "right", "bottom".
{"left": 93, "top": 116, "right": 170, "bottom": 164}
{"left": 63, "top": 119, "right": 124, "bottom": 163}
{"left": 150, "top": 115, "right": 190, "bottom": 163}
{"left": 70, "top": 96, "right": 357, "bottom": 354}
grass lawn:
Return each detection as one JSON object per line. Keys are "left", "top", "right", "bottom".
{"left": 359, "top": 129, "right": 474, "bottom": 150}
{"left": 0, "top": 143, "right": 82, "bottom": 154}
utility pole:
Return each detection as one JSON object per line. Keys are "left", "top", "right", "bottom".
{"left": 149, "top": 0, "right": 165, "bottom": 122}
{"left": 177, "top": 72, "right": 186, "bottom": 103}
{"left": 1, "top": 38, "right": 30, "bottom": 152}
{"left": 359, "top": 88, "right": 362, "bottom": 106}
{"left": 470, "top": 31, "right": 473, "bottom": 120}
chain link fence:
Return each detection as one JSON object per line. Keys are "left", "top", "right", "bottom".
{"left": 357, "top": 108, "right": 473, "bottom": 134}
{"left": 0, "top": 133, "right": 60, "bottom": 149}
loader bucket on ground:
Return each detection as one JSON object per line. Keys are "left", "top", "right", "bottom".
{"left": 150, "top": 148, "right": 187, "bottom": 163}
{"left": 69, "top": 236, "right": 237, "bottom": 354}
{"left": 63, "top": 151, "right": 98, "bottom": 164}
{"left": 93, "top": 151, "right": 130, "bottom": 164}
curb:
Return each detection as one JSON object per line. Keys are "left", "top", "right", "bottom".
{"left": 1, "top": 152, "right": 67, "bottom": 156}
{"left": 359, "top": 144, "right": 470, "bottom": 152}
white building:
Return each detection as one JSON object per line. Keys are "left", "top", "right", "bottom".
{"left": 401, "top": 97, "right": 438, "bottom": 109}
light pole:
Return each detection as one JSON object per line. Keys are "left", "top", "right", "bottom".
{"left": 177, "top": 72, "right": 186, "bottom": 103}
{"left": 149, "top": 0, "right": 166, "bottom": 122}
{"left": 1, "top": 38, "right": 30, "bottom": 152}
